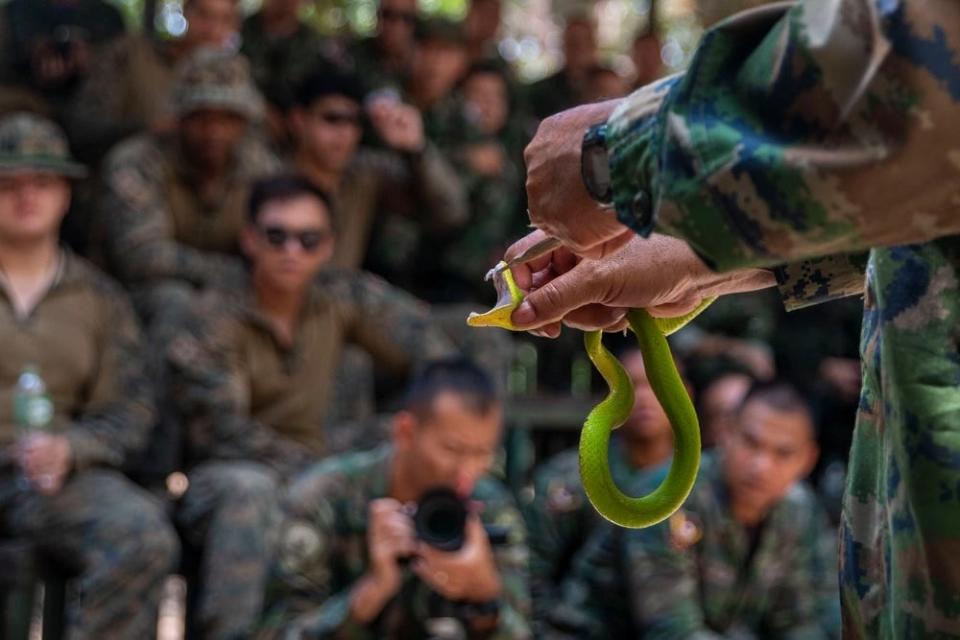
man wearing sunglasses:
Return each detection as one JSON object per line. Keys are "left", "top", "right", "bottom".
{"left": 165, "top": 173, "right": 454, "bottom": 639}
{"left": 288, "top": 66, "right": 467, "bottom": 288}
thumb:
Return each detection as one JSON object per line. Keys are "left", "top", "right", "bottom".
{"left": 511, "top": 262, "right": 600, "bottom": 328}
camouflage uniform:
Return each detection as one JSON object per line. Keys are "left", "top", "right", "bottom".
{"left": 165, "top": 267, "right": 454, "bottom": 638}
{"left": 97, "top": 50, "right": 280, "bottom": 332}
{"left": 258, "top": 445, "right": 532, "bottom": 639}
{"left": 523, "top": 442, "right": 654, "bottom": 639}
{"left": 0, "top": 113, "right": 177, "bottom": 640}
{"left": 551, "top": 454, "right": 839, "bottom": 639}
{"left": 602, "top": 1, "right": 960, "bottom": 635}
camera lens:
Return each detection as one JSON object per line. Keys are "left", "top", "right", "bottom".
{"left": 414, "top": 487, "right": 467, "bottom": 551}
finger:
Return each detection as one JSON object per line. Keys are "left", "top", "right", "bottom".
{"left": 561, "top": 305, "right": 628, "bottom": 332}
{"left": 512, "top": 263, "right": 601, "bottom": 329}
{"left": 646, "top": 298, "right": 702, "bottom": 318}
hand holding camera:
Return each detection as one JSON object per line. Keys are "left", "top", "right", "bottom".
{"left": 411, "top": 514, "right": 502, "bottom": 602}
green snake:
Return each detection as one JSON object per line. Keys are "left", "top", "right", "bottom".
{"left": 467, "top": 263, "right": 712, "bottom": 528}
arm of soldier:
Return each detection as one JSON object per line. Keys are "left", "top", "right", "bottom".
{"left": 522, "top": 458, "right": 584, "bottom": 626}
{"left": 328, "top": 269, "right": 455, "bottom": 376}
{"left": 762, "top": 502, "right": 840, "bottom": 640}
{"left": 265, "top": 469, "right": 410, "bottom": 639}
{"left": 165, "top": 301, "right": 314, "bottom": 477}
{"left": 100, "top": 141, "right": 244, "bottom": 287}
{"left": 67, "top": 279, "right": 156, "bottom": 471}
{"left": 621, "top": 525, "right": 724, "bottom": 640}
{"left": 604, "top": 0, "right": 960, "bottom": 274}
{"left": 66, "top": 37, "right": 143, "bottom": 157}
{"left": 774, "top": 253, "right": 868, "bottom": 312}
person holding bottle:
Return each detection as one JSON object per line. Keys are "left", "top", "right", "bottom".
{"left": 0, "top": 112, "right": 178, "bottom": 640}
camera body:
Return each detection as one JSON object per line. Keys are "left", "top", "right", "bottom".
{"left": 411, "top": 487, "right": 509, "bottom": 552}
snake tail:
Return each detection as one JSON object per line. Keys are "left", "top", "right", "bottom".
{"left": 579, "top": 309, "right": 702, "bottom": 528}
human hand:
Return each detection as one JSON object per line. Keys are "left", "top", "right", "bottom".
{"left": 368, "top": 100, "right": 425, "bottom": 153}
{"left": 351, "top": 498, "right": 418, "bottom": 623}
{"left": 819, "top": 357, "right": 861, "bottom": 401}
{"left": 504, "top": 230, "right": 776, "bottom": 337}
{"left": 17, "top": 434, "right": 72, "bottom": 495}
{"left": 524, "top": 100, "right": 634, "bottom": 258}
{"left": 412, "top": 515, "right": 501, "bottom": 602}
{"left": 464, "top": 142, "right": 505, "bottom": 177}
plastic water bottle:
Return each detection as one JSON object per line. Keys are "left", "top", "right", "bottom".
{"left": 13, "top": 365, "right": 53, "bottom": 436}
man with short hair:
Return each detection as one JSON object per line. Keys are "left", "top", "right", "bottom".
{"left": 562, "top": 382, "right": 839, "bottom": 639}
{"left": 167, "top": 173, "right": 453, "bottom": 639}
{"left": 0, "top": 112, "right": 178, "bottom": 640}
{"left": 288, "top": 65, "right": 467, "bottom": 286}
{"left": 100, "top": 48, "right": 281, "bottom": 322}
{"left": 260, "top": 358, "right": 531, "bottom": 639}
{"left": 68, "top": 0, "right": 242, "bottom": 160}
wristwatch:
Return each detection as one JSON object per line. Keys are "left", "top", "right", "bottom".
{"left": 581, "top": 122, "right": 613, "bottom": 205}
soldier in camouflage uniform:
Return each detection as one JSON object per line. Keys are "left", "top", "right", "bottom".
{"left": 507, "top": 0, "right": 960, "bottom": 635}
{"left": 98, "top": 48, "right": 281, "bottom": 327}
{"left": 0, "top": 113, "right": 178, "bottom": 640}
{"left": 259, "top": 358, "right": 531, "bottom": 639}
{"left": 165, "top": 174, "right": 454, "bottom": 639}
{"left": 523, "top": 349, "right": 681, "bottom": 638}
{"left": 67, "top": 0, "right": 242, "bottom": 162}
{"left": 553, "top": 383, "right": 838, "bottom": 639}
{"left": 287, "top": 65, "right": 467, "bottom": 283}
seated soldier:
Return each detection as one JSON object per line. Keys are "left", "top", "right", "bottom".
{"left": 0, "top": 0, "right": 125, "bottom": 116}
{"left": 559, "top": 381, "right": 840, "bottom": 639}
{"left": 288, "top": 65, "right": 467, "bottom": 280}
{"left": 166, "top": 174, "right": 453, "bottom": 639}
{"left": 68, "top": 0, "right": 242, "bottom": 161}
{"left": 260, "top": 358, "right": 531, "bottom": 639}
{"left": 99, "top": 48, "right": 281, "bottom": 328}
{"left": 0, "top": 113, "right": 177, "bottom": 639}
{"left": 524, "top": 349, "right": 682, "bottom": 637}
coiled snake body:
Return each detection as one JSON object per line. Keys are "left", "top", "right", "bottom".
{"left": 468, "top": 263, "right": 710, "bottom": 528}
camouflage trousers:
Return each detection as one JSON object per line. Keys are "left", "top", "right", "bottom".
{"left": 0, "top": 468, "right": 179, "bottom": 640}
{"left": 177, "top": 460, "right": 283, "bottom": 640}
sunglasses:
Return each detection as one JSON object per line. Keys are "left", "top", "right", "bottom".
{"left": 312, "top": 110, "right": 362, "bottom": 127}
{"left": 259, "top": 226, "right": 331, "bottom": 252}
{"left": 380, "top": 8, "right": 417, "bottom": 23}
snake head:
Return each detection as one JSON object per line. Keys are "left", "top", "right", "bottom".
{"left": 466, "top": 262, "right": 525, "bottom": 331}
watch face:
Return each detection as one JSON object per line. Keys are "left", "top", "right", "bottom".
{"left": 583, "top": 143, "right": 612, "bottom": 203}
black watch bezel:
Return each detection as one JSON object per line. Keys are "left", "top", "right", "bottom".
{"left": 581, "top": 122, "right": 613, "bottom": 205}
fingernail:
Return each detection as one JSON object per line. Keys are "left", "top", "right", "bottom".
{"left": 513, "top": 301, "right": 536, "bottom": 326}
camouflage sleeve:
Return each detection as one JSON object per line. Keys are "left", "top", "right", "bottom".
{"left": 260, "top": 459, "right": 377, "bottom": 640}
{"left": 606, "top": 0, "right": 960, "bottom": 273}
{"left": 620, "top": 523, "right": 725, "bottom": 640}
{"left": 475, "top": 479, "right": 533, "bottom": 640}
{"left": 523, "top": 454, "right": 588, "bottom": 628}
{"left": 774, "top": 254, "right": 868, "bottom": 311}
{"left": 321, "top": 269, "right": 455, "bottom": 375}
{"left": 67, "top": 272, "right": 156, "bottom": 470}
{"left": 165, "top": 295, "right": 314, "bottom": 477}
{"left": 100, "top": 137, "right": 246, "bottom": 288}
{"left": 66, "top": 37, "right": 144, "bottom": 157}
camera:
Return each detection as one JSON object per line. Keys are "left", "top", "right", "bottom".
{"left": 411, "top": 487, "right": 510, "bottom": 552}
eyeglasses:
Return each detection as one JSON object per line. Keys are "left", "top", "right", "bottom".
{"left": 312, "top": 110, "right": 362, "bottom": 127}
{"left": 379, "top": 8, "right": 417, "bottom": 24}
{"left": 259, "top": 226, "right": 331, "bottom": 252}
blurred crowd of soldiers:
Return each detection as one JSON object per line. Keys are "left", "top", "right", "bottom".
{"left": 0, "top": 0, "right": 859, "bottom": 638}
